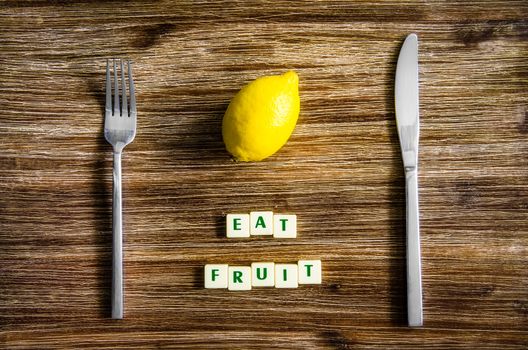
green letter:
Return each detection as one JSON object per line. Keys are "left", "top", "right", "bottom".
{"left": 280, "top": 218, "right": 288, "bottom": 231}
{"left": 304, "top": 264, "right": 313, "bottom": 277}
{"left": 255, "top": 216, "right": 266, "bottom": 228}
{"left": 233, "top": 270, "right": 243, "bottom": 283}
{"left": 283, "top": 269, "right": 288, "bottom": 281}
{"left": 233, "top": 218, "right": 241, "bottom": 230}
{"left": 256, "top": 268, "right": 268, "bottom": 280}
{"left": 211, "top": 269, "right": 219, "bottom": 281}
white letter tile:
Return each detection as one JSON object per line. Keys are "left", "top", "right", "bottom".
{"left": 251, "top": 262, "right": 275, "bottom": 287}
{"left": 275, "top": 264, "right": 298, "bottom": 288}
{"left": 273, "top": 214, "right": 297, "bottom": 238}
{"left": 226, "top": 213, "right": 250, "bottom": 238}
{"left": 250, "top": 211, "right": 273, "bottom": 236}
{"left": 298, "top": 260, "right": 322, "bottom": 284}
{"left": 228, "top": 266, "right": 252, "bottom": 291}
{"left": 204, "top": 264, "right": 228, "bottom": 289}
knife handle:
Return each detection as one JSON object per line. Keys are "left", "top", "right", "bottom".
{"left": 405, "top": 167, "right": 423, "bottom": 327}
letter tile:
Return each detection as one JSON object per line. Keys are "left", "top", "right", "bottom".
{"left": 273, "top": 214, "right": 297, "bottom": 238}
{"left": 204, "top": 264, "right": 228, "bottom": 289}
{"left": 250, "top": 211, "right": 273, "bottom": 236}
{"left": 226, "top": 213, "right": 250, "bottom": 238}
{"left": 251, "top": 262, "right": 275, "bottom": 287}
{"left": 275, "top": 264, "right": 299, "bottom": 288}
{"left": 298, "top": 260, "right": 322, "bottom": 284}
{"left": 228, "top": 266, "right": 252, "bottom": 291}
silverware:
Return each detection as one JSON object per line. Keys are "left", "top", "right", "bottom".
{"left": 395, "top": 33, "right": 423, "bottom": 327}
{"left": 104, "top": 59, "right": 137, "bottom": 319}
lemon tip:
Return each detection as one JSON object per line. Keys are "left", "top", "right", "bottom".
{"left": 283, "top": 70, "right": 299, "bottom": 85}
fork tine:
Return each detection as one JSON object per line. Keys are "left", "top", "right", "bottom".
{"left": 105, "top": 59, "right": 111, "bottom": 116}
{"left": 113, "top": 59, "right": 120, "bottom": 116}
{"left": 128, "top": 61, "right": 136, "bottom": 118}
{"left": 121, "top": 60, "right": 128, "bottom": 117}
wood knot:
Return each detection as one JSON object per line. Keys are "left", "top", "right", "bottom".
{"left": 513, "top": 300, "right": 528, "bottom": 317}
{"left": 518, "top": 108, "right": 528, "bottom": 134}
{"left": 455, "top": 181, "right": 479, "bottom": 209}
{"left": 320, "top": 331, "right": 353, "bottom": 350}
{"left": 456, "top": 23, "right": 496, "bottom": 48}
{"left": 327, "top": 283, "right": 342, "bottom": 292}
{"left": 133, "top": 23, "right": 177, "bottom": 49}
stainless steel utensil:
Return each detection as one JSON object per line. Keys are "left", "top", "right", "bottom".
{"left": 104, "top": 59, "right": 137, "bottom": 319}
{"left": 395, "top": 33, "right": 423, "bottom": 327}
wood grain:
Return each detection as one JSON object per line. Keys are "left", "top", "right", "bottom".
{"left": 1, "top": 0, "right": 527, "bottom": 348}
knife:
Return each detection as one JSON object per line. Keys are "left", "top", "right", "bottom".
{"left": 395, "top": 33, "right": 423, "bottom": 327}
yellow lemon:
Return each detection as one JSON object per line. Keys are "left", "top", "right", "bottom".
{"left": 222, "top": 71, "right": 300, "bottom": 161}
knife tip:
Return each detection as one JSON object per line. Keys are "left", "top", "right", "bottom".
{"left": 407, "top": 33, "right": 418, "bottom": 42}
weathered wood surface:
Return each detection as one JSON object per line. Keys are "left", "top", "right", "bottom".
{"left": 1, "top": 1, "right": 527, "bottom": 348}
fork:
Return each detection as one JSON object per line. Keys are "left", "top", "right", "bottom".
{"left": 104, "top": 59, "right": 137, "bottom": 319}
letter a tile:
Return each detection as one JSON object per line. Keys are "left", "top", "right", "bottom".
{"left": 250, "top": 211, "right": 273, "bottom": 236}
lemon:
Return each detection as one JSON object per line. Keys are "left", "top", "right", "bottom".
{"left": 222, "top": 71, "right": 300, "bottom": 161}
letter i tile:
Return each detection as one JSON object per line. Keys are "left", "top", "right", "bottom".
{"left": 275, "top": 264, "right": 299, "bottom": 288}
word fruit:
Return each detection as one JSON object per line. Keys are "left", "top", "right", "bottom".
{"left": 204, "top": 260, "right": 322, "bottom": 290}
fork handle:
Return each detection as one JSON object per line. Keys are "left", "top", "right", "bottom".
{"left": 112, "top": 151, "right": 124, "bottom": 319}
{"left": 405, "top": 167, "right": 423, "bottom": 327}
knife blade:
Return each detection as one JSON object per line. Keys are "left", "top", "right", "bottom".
{"left": 395, "top": 33, "right": 423, "bottom": 327}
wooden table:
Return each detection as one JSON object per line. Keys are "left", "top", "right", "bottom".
{"left": 1, "top": 1, "right": 527, "bottom": 348}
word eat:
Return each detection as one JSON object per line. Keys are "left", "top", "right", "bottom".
{"left": 226, "top": 211, "right": 297, "bottom": 238}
